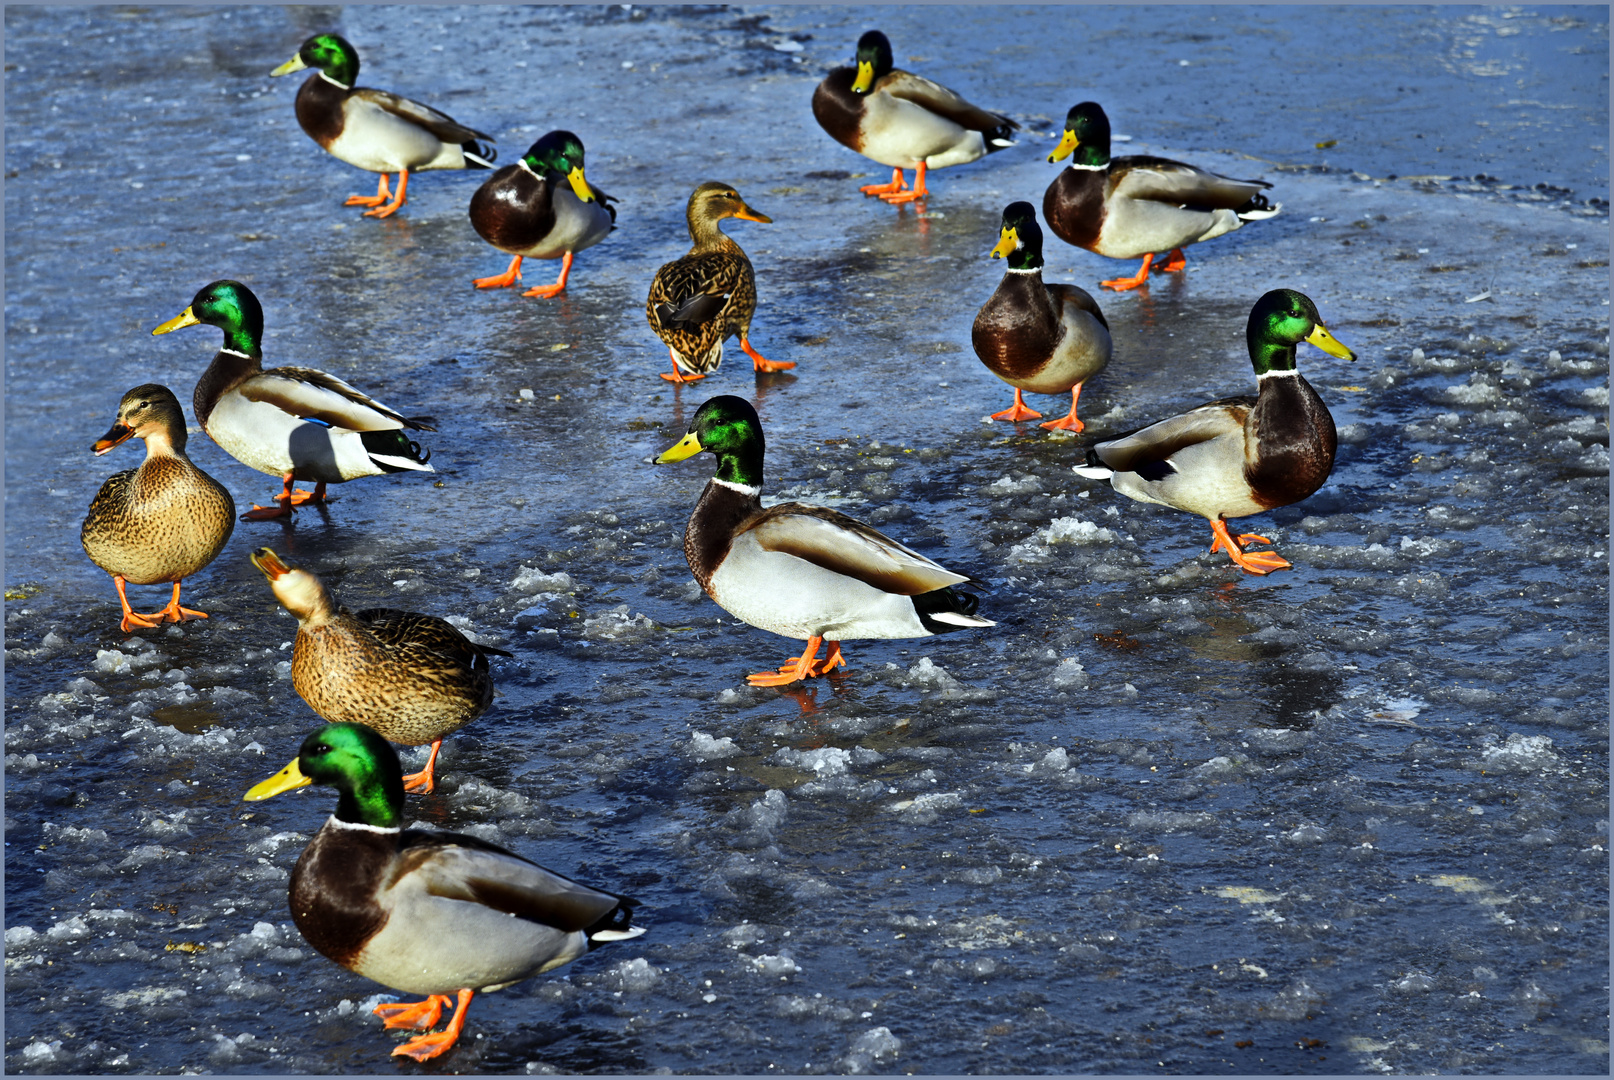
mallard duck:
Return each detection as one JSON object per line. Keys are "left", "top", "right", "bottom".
{"left": 244, "top": 723, "right": 644, "bottom": 1062}
{"left": 1073, "top": 289, "right": 1355, "bottom": 574}
{"left": 1043, "top": 102, "right": 1280, "bottom": 291}
{"left": 645, "top": 183, "right": 793, "bottom": 382}
{"left": 469, "top": 130, "right": 616, "bottom": 299}
{"left": 655, "top": 395, "right": 993, "bottom": 684}
{"left": 270, "top": 33, "right": 494, "bottom": 219}
{"left": 152, "top": 280, "right": 434, "bottom": 521}
{"left": 812, "top": 30, "right": 1018, "bottom": 204}
{"left": 973, "top": 201, "right": 1113, "bottom": 432}
{"left": 80, "top": 384, "right": 235, "bottom": 631}
{"left": 249, "top": 547, "right": 510, "bottom": 793}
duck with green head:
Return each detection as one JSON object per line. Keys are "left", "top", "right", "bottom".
{"left": 1043, "top": 102, "right": 1279, "bottom": 291}
{"left": 973, "top": 202, "right": 1112, "bottom": 431}
{"left": 246, "top": 723, "right": 644, "bottom": 1062}
{"left": 81, "top": 384, "right": 235, "bottom": 631}
{"left": 152, "top": 280, "right": 434, "bottom": 521}
{"left": 655, "top": 396, "right": 993, "bottom": 684}
{"left": 270, "top": 33, "right": 494, "bottom": 219}
{"left": 812, "top": 30, "right": 1018, "bottom": 204}
{"left": 469, "top": 130, "right": 617, "bottom": 299}
{"left": 1074, "top": 289, "right": 1356, "bottom": 574}
{"left": 646, "top": 183, "right": 793, "bottom": 381}
{"left": 249, "top": 546, "right": 512, "bottom": 794}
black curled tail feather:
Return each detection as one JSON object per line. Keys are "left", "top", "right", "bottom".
{"left": 913, "top": 584, "right": 984, "bottom": 634}
{"left": 360, "top": 429, "right": 433, "bottom": 472}
{"left": 983, "top": 120, "right": 1018, "bottom": 154}
{"left": 1236, "top": 191, "right": 1274, "bottom": 214}
{"left": 462, "top": 139, "right": 496, "bottom": 168}
{"left": 584, "top": 897, "right": 639, "bottom": 950}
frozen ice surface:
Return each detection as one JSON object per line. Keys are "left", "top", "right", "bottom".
{"left": 4, "top": 4, "right": 1608, "bottom": 1076}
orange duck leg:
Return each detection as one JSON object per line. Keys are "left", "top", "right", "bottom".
{"left": 990, "top": 388, "right": 1043, "bottom": 423}
{"left": 363, "top": 169, "right": 410, "bottom": 218}
{"left": 346, "top": 173, "right": 393, "bottom": 208}
{"left": 1101, "top": 252, "right": 1156, "bottom": 292}
{"left": 1208, "top": 518, "right": 1291, "bottom": 575}
{"left": 859, "top": 168, "right": 907, "bottom": 197}
{"left": 522, "top": 251, "right": 574, "bottom": 299}
{"left": 474, "top": 255, "right": 524, "bottom": 289}
{"left": 749, "top": 636, "right": 846, "bottom": 686}
{"left": 1038, "top": 384, "right": 1087, "bottom": 432}
{"left": 401, "top": 739, "right": 443, "bottom": 795}
{"left": 741, "top": 336, "right": 795, "bottom": 373}
{"left": 880, "top": 162, "right": 928, "bottom": 204}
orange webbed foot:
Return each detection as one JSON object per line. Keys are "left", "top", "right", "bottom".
{"left": 659, "top": 369, "right": 707, "bottom": 384}
{"left": 1208, "top": 521, "right": 1291, "bottom": 575}
{"left": 1157, "top": 248, "right": 1187, "bottom": 274}
{"left": 1039, "top": 414, "right": 1084, "bottom": 432}
{"left": 363, "top": 171, "right": 409, "bottom": 218}
{"left": 373, "top": 995, "right": 452, "bottom": 1031}
{"left": 346, "top": 174, "right": 393, "bottom": 208}
{"left": 741, "top": 338, "right": 794, "bottom": 373}
{"left": 859, "top": 169, "right": 907, "bottom": 197}
{"left": 473, "top": 256, "right": 524, "bottom": 289}
{"left": 119, "top": 610, "right": 166, "bottom": 632}
{"left": 521, "top": 282, "right": 566, "bottom": 299}
{"left": 747, "top": 637, "right": 833, "bottom": 686}
{"left": 385, "top": 989, "right": 473, "bottom": 1062}
{"left": 241, "top": 505, "right": 294, "bottom": 522}
{"left": 990, "top": 389, "right": 1043, "bottom": 423}
{"left": 1101, "top": 253, "right": 1155, "bottom": 292}
{"left": 401, "top": 742, "right": 442, "bottom": 794}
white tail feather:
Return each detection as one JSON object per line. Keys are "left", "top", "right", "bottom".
{"left": 930, "top": 612, "right": 995, "bottom": 628}
{"left": 590, "top": 926, "right": 647, "bottom": 942}
{"left": 1072, "top": 464, "right": 1113, "bottom": 481}
{"left": 1238, "top": 202, "right": 1282, "bottom": 220}
{"left": 368, "top": 453, "right": 436, "bottom": 472}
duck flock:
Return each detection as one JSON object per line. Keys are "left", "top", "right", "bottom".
{"left": 14, "top": 6, "right": 1610, "bottom": 1073}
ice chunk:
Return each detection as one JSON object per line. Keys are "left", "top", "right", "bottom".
{"left": 984, "top": 473, "right": 1043, "bottom": 496}
{"left": 838, "top": 1026, "right": 904, "bottom": 1073}
{"left": 686, "top": 732, "right": 740, "bottom": 760}
{"left": 510, "top": 567, "right": 575, "bottom": 594}
{"left": 752, "top": 953, "right": 799, "bottom": 978}
{"left": 890, "top": 791, "right": 961, "bottom": 824}
{"left": 1479, "top": 733, "right": 1562, "bottom": 774}
{"left": 905, "top": 657, "right": 959, "bottom": 692}
{"left": 602, "top": 956, "right": 661, "bottom": 992}
{"left": 1050, "top": 657, "right": 1088, "bottom": 688}
{"left": 774, "top": 746, "right": 850, "bottom": 776}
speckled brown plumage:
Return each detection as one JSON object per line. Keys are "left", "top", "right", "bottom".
{"left": 645, "top": 183, "right": 769, "bottom": 377}
{"left": 251, "top": 549, "right": 511, "bottom": 759}
{"left": 291, "top": 602, "right": 510, "bottom": 747}
{"left": 81, "top": 385, "right": 234, "bottom": 628}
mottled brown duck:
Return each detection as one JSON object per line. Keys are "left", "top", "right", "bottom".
{"left": 249, "top": 548, "right": 511, "bottom": 792}
{"left": 645, "top": 182, "right": 793, "bottom": 382}
{"left": 81, "top": 384, "right": 235, "bottom": 631}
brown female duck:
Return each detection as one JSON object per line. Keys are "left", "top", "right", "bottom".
{"left": 645, "top": 183, "right": 794, "bottom": 382}
{"left": 81, "top": 384, "right": 235, "bottom": 631}
{"left": 250, "top": 548, "right": 510, "bottom": 793}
